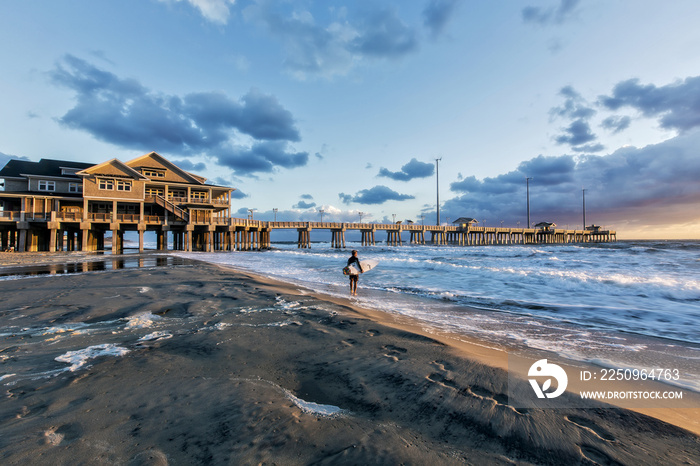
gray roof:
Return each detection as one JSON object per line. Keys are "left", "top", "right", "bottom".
{"left": 0, "top": 158, "right": 94, "bottom": 178}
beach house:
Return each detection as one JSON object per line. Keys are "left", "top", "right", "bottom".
{"left": 0, "top": 152, "right": 235, "bottom": 253}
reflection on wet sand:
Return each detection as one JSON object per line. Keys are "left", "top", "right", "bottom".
{"left": 0, "top": 254, "right": 191, "bottom": 279}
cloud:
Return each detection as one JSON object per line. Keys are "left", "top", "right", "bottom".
{"left": 159, "top": 0, "right": 236, "bottom": 24}
{"left": 550, "top": 86, "right": 603, "bottom": 152}
{"left": 49, "top": 55, "right": 305, "bottom": 175}
{"left": 293, "top": 200, "right": 316, "bottom": 209}
{"left": 441, "top": 130, "right": 700, "bottom": 229}
{"left": 171, "top": 159, "right": 207, "bottom": 172}
{"left": 300, "top": 194, "right": 314, "bottom": 200}
{"left": 571, "top": 143, "right": 605, "bottom": 153}
{"left": 0, "top": 151, "right": 30, "bottom": 169}
{"left": 227, "top": 188, "right": 246, "bottom": 199}
{"left": 599, "top": 76, "right": 700, "bottom": 133}
{"left": 601, "top": 115, "right": 631, "bottom": 134}
{"left": 550, "top": 86, "right": 595, "bottom": 120}
{"left": 339, "top": 185, "right": 415, "bottom": 205}
{"left": 378, "top": 158, "right": 434, "bottom": 181}
{"left": 243, "top": 2, "right": 427, "bottom": 80}
{"left": 554, "top": 119, "right": 597, "bottom": 146}
{"left": 215, "top": 141, "right": 308, "bottom": 174}
{"left": 422, "top": 0, "right": 459, "bottom": 38}
{"left": 349, "top": 7, "right": 418, "bottom": 58}
{"left": 522, "top": 0, "right": 580, "bottom": 26}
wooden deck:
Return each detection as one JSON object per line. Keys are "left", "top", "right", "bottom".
{"left": 228, "top": 219, "right": 616, "bottom": 249}
{"left": 0, "top": 213, "right": 616, "bottom": 253}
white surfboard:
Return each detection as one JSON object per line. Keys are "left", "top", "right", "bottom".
{"left": 345, "top": 259, "right": 379, "bottom": 275}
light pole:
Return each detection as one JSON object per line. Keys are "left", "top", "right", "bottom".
{"left": 273, "top": 208, "right": 278, "bottom": 221}
{"left": 319, "top": 209, "right": 325, "bottom": 222}
{"left": 359, "top": 211, "right": 364, "bottom": 222}
{"left": 435, "top": 157, "right": 442, "bottom": 225}
{"left": 526, "top": 177, "right": 532, "bottom": 228}
{"left": 392, "top": 213, "right": 396, "bottom": 223}
{"left": 248, "top": 208, "right": 256, "bottom": 220}
{"left": 420, "top": 214, "right": 425, "bottom": 226}
{"left": 582, "top": 188, "right": 586, "bottom": 229}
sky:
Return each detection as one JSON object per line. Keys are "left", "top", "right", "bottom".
{"left": 1, "top": 0, "right": 699, "bottom": 239}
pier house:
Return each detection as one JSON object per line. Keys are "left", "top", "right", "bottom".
{"left": 0, "top": 152, "right": 235, "bottom": 253}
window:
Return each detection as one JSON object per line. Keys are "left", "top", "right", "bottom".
{"left": 116, "top": 180, "right": 132, "bottom": 192}
{"left": 143, "top": 169, "right": 165, "bottom": 178}
{"left": 38, "top": 180, "right": 55, "bottom": 191}
{"left": 191, "top": 191, "right": 207, "bottom": 200}
{"left": 168, "top": 189, "right": 186, "bottom": 199}
{"left": 69, "top": 183, "right": 82, "bottom": 193}
{"left": 98, "top": 179, "right": 114, "bottom": 190}
{"left": 146, "top": 187, "right": 165, "bottom": 197}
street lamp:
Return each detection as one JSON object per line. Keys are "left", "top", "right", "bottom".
{"left": 248, "top": 208, "right": 256, "bottom": 220}
{"left": 319, "top": 209, "right": 325, "bottom": 223}
{"left": 526, "top": 177, "right": 533, "bottom": 228}
{"left": 392, "top": 213, "right": 396, "bottom": 223}
{"left": 420, "top": 214, "right": 425, "bottom": 226}
{"left": 273, "top": 208, "right": 278, "bottom": 221}
{"left": 435, "top": 157, "right": 442, "bottom": 225}
{"left": 582, "top": 188, "right": 587, "bottom": 229}
{"left": 359, "top": 211, "right": 364, "bottom": 222}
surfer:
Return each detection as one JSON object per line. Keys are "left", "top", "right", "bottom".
{"left": 347, "top": 250, "right": 363, "bottom": 295}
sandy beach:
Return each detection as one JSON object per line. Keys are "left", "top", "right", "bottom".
{"left": 0, "top": 253, "right": 698, "bottom": 465}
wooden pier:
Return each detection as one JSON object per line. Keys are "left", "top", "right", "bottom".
{"left": 225, "top": 219, "right": 616, "bottom": 250}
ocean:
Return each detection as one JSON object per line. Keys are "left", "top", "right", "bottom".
{"left": 176, "top": 240, "right": 700, "bottom": 392}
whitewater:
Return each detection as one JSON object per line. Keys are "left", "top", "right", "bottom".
{"left": 175, "top": 240, "right": 700, "bottom": 392}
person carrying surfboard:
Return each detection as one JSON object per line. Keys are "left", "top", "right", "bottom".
{"left": 346, "top": 250, "right": 364, "bottom": 295}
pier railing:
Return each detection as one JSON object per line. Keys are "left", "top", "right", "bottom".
{"left": 226, "top": 218, "right": 616, "bottom": 248}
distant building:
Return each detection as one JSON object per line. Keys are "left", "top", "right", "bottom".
{"left": 453, "top": 217, "right": 478, "bottom": 228}
{"left": 0, "top": 152, "right": 235, "bottom": 252}
{"left": 534, "top": 222, "right": 556, "bottom": 231}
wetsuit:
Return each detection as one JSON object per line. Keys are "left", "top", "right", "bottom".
{"left": 347, "top": 255, "right": 363, "bottom": 284}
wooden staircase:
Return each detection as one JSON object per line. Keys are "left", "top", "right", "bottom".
{"left": 154, "top": 195, "right": 189, "bottom": 222}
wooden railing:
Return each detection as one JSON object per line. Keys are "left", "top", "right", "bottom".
{"left": 153, "top": 195, "right": 189, "bottom": 222}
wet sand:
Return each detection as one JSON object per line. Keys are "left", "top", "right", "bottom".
{"left": 0, "top": 253, "right": 698, "bottom": 464}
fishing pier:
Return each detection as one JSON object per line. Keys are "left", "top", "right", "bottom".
{"left": 225, "top": 219, "right": 616, "bottom": 251}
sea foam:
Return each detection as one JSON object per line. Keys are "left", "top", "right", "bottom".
{"left": 55, "top": 343, "right": 130, "bottom": 371}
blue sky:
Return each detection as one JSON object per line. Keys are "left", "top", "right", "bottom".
{"left": 1, "top": 0, "right": 700, "bottom": 239}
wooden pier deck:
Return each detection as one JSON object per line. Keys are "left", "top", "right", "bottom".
{"left": 0, "top": 214, "right": 615, "bottom": 253}
{"left": 228, "top": 219, "right": 616, "bottom": 250}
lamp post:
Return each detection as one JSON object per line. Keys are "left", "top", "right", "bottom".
{"left": 420, "top": 214, "right": 425, "bottom": 226}
{"left": 392, "top": 213, "right": 396, "bottom": 223}
{"left": 359, "top": 211, "right": 364, "bottom": 223}
{"left": 248, "top": 208, "right": 255, "bottom": 220}
{"left": 526, "top": 177, "right": 532, "bottom": 228}
{"left": 435, "top": 157, "right": 442, "bottom": 225}
{"left": 273, "top": 208, "right": 278, "bottom": 222}
{"left": 582, "top": 188, "right": 586, "bottom": 229}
